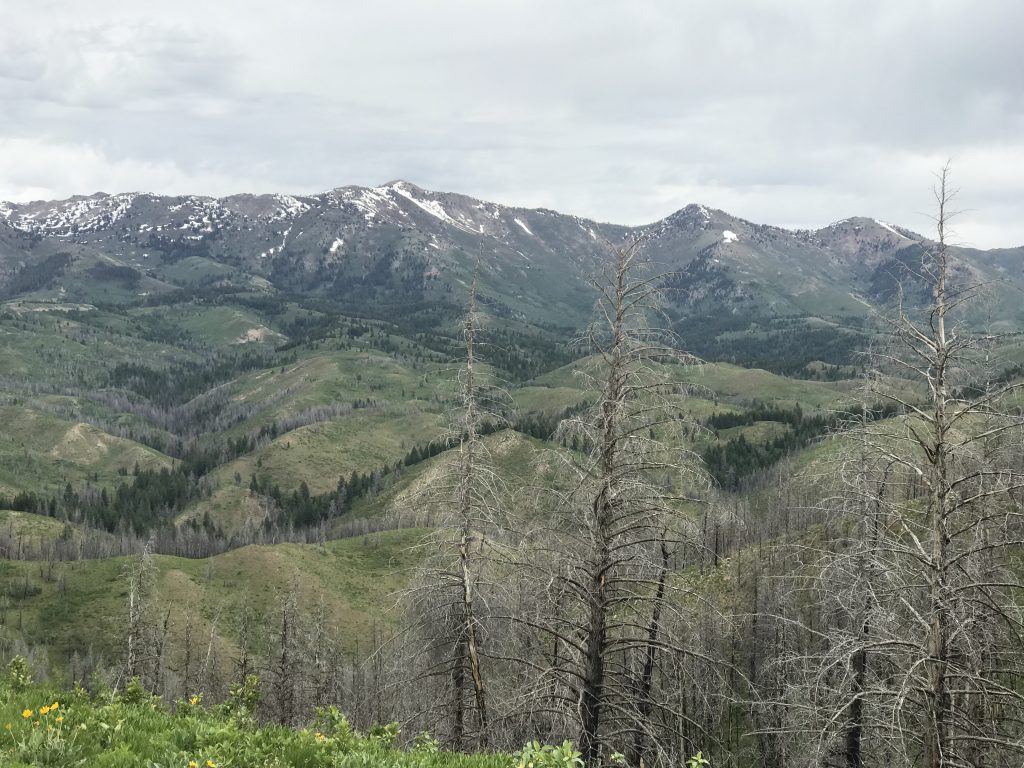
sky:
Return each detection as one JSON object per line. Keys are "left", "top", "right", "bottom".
{"left": 1, "top": 0, "right": 1022, "bottom": 248}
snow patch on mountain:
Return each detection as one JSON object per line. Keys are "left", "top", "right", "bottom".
{"left": 339, "top": 186, "right": 399, "bottom": 222}
{"left": 172, "top": 197, "right": 234, "bottom": 236}
{"left": 722, "top": 230, "right": 739, "bottom": 244}
{"left": 514, "top": 217, "right": 534, "bottom": 236}
{"left": 473, "top": 202, "right": 502, "bottom": 220}
{"left": 872, "top": 219, "right": 910, "bottom": 239}
{"left": 279, "top": 225, "right": 293, "bottom": 252}
{"left": 665, "top": 204, "right": 713, "bottom": 232}
{"left": 391, "top": 183, "right": 451, "bottom": 222}
{"left": 390, "top": 183, "right": 477, "bottom": 234}
{"left": 3, "top": 193, "right": 140, "bottom": 236}
{"left": 271, "top": 194, "right": 310, "bottom": 220}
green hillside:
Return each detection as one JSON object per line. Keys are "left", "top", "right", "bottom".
{"left": 0, "top": 295, "right": 866, "bottom": 677}
{"left": 4, "top": 181, "right": 1023, "bottom": 767}
{"left": 2, "top": 527, "right": 426, "bottom": 666}
{"left": 0, "top": 407, "right": 172, "bottom": 498}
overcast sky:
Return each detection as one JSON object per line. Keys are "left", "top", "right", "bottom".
{"left": 2, "top": 1, "right": 1022, "bottom": 247}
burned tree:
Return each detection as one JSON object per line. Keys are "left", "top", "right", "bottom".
{"left": 782, "top": 166, "right": 1024, "bottom": 768}
{"left": 517, "top": 237, "right": 710, "bottom": 767}
{"left": 397, "top": 262, "right": 510, "bottom": 750}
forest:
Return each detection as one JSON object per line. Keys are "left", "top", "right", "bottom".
{"left": 2, "top": 170, "right": 1023, "bottom": 768}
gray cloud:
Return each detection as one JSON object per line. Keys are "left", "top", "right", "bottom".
{"left": 1, "top": 0, "right": 1022, "bottom": 246}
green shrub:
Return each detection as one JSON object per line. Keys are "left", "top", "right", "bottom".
{"left": 226, "top": 675, "right": 261, "bottom": 718}
{"left": 513, "top": 740, "right": 582, "bottom": 768}
{"left": 4, "top": 657, "right": 32, "bottom": 694}
{"left": 118, "top": 677, "right": 156, "bottom": 706}
{"left": 0, "top": 679, "right": 516, "bottom": 768}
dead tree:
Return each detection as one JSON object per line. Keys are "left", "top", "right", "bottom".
{"left": 123, "top": 538, "right": 159, "bottom": 689}
{"left": 518, "top": 237, "right": 710, "bottom": 767}
{"left": 397, "top": 262, "right": 510, "bottom": 750}
{"left": 781, "top": 165, "right": 1024, "bottom": 767}
{"left": 272, "top": 579, "right": 301, "bottom": 725}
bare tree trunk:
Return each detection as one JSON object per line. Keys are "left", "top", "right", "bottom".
{"left": 578, "top": 252, "right": 629, "bottom": 768}
{"left": 579, "top": 540, "right": 609, "bottom": 768}
{"left": 458, "top": 265, "right": 489, "bottom": 745}
{"left": 628, "top": 531, "right": 670, "bottom": 767}
{"left": 530, "top": 238, "right": 708, "bottom": 766}
{"left": 124, "top": 539, "right": 156, "bottom": 686}
{"left": 785, "top": 164, "right": 1024, "bottom": 767}
{"left": 452, "top": 640, "right": 465, "bottom": 751}
{"left": 395, "top": 257, "right": 507, "bottom": 750}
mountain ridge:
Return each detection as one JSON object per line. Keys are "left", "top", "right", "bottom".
{"left": 2, "top": 180, "right": 1023, "bottom": 371}
{"left": 0, "top": 181, "right": 974, "bottom": 244}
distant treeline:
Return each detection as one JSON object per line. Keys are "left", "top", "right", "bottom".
{"left": 667, "top": 306, "right": 869, "bottom": 375}
{"left": 1, "top": 401, "right": 589, "bottom": 541}
{"left": 106, "top": 350, "right": 288, "bottom": 408}
{"left": 0, "top": 252, "right": 73, "bottom": 298}
{"left": 3, "top": 463, "right": 211, "bottom": 535}
{"left": 701, "top": 401, "right": 899, "bottom": 490}
{"left": 0, "top": 404, "right": 381, "bottom": 536}
{"left": 956, "top": 360, "right": 1024, "bottom": 400}
{"left": 251, "top": 401, "right": 590, "bottom": 532}
{"left": 212, "top": 290, "right": 576, "bottom": 381}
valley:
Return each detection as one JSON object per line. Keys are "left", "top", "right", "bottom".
{"left": 2, "top": 181, "right": 1023, "bottom": 765}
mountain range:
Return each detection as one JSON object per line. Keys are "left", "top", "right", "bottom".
{"left": 3, "top": 180, "right": 1024, "bottom": 720}
{"left": 2, "top": 181, "right": 1023, "bottom": 372}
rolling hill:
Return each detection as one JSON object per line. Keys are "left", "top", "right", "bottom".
{"left": 2, "top": 180, "right": 1023, "bottom": 683}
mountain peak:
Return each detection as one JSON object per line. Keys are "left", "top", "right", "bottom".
{"left": 658, "top": 202, "right": 716, "bottom": 231}
{"left": 382, "top": 179, "right": 424, "bottom": 193}
{"left": 815, "top": 216, "right": 919, "bottom": 241}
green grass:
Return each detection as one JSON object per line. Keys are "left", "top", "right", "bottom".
{"left": 0, "top": 510, "right": 69, "bottom": 540}
{"left": 529, "top": 357, "right": 849, "bottom": 409}
{"left": 0, "top": 308, "right": 198, "bottom": 388}
{"left": 674, "top": 362, "right": 851, "bottom": 408}
{"left": 0, "top": 511, "right": 118, "bottom": 565}
{"left": 216, "top": 409, "right": 444, "bottom": 496}
{"left": 0, "top": 406, "right": 173, "bottom": 498}
{"left": 142, "top": 305, "right": 287, "bottom": 348}
{"left": 526, "top": 358, "right": 595, "bottom": 389}
{"left": 510, "top": 386, "right": 589, "bottom": 414}
{"left": 716, "top": 420, "right": 791, "bottom": 443}
{"left": 152, "top": 255, "right": 242, "bottom": 286}
{"left": 346, "top": 430, "right": 560, "bottom": 522}
{"left": 0, "top": 528, "right": 428, "bottom": 669}
{"left": 209, "top": 349, "right": 458, "bottom": 443}
{"left": 0, "top": 676, "right": 514, "bottom": 768}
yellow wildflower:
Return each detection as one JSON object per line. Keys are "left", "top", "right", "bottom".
{"left": 47, "top": 725, "right": 53, "bottom": 732}
{"left": 56, "top": 716, "right": 64, "bottom": 723}
{"left": 189, "top": 695, "right": 201, "bottom": 706}
{"left": 189, "top": 761, "right": 198, "bottom": 768}
{"left": 21, "top": 710, "right": 32, "bottom": 719}
{"left": 40, "top": 706, "right": 50, "bottom": 716}
{"left": 207, "top": 761, "right": 217, "bottom": 768}
{"left": 50, "top": 702, "right": 59, "bottom": 711}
